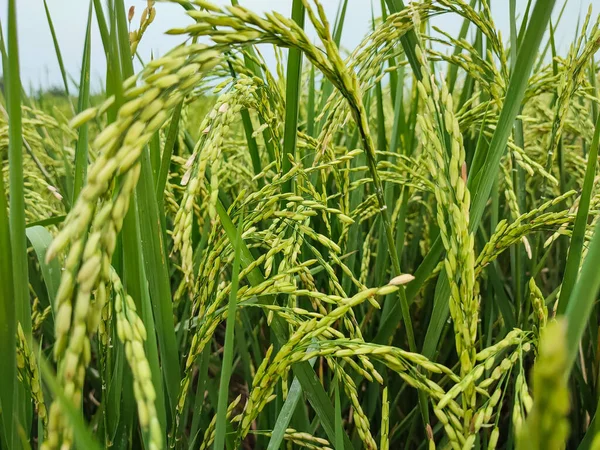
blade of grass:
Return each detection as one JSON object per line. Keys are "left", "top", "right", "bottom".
{"left": 137, "top": 139, "right": 181, "bottom": 419}
{"left": 114, "top": 0, "right": 180, "bottom": 422}
{"left": 92, "top": 0, "right": 111, "bottom": 56}
{"left": 266, "top": 344, "right": 317, "bottom": 450}
{"left": 565, "top": 221, "right": 600, "bottom": 375}
{"left": 447, "top": 0, "right": 477, "bottom": 92}
{"left": 26, "top": 226, "right": 61, "bottom": 316}
{"left": 42, "top": 0, "right": 75, "bottom": 113}
{"left": 6, "top": 0, "right": 32, "bottom": 441}
{"left": 514, "top": 0, "right": 533, "bottom": 55}
{"left": 486, "top": 260, "right": 517, "bottom": 330}
{"left": 340, "top": 135, "right": 365, "bottom": 297}
{"left": 105, "top": 331, "right": 126, "bottom": 444}
{"left": 234, "top": 317, "right": 253, "bottom": 389}
{"left": 380, "top": 0, "right": 399, "bottom": 106}
{"left": 92, "top": 5, "right": 131, "bottom": 445}
{"left": 509, "top": 0, "right": 527, "bottom": 323}
{"left": 469, "top": 0, "right": 557, "bottom": 216}
{"left": 315, "top": 0, "right": 348, "bottom": 135}
{"left": 156, "top": 100, "right": 182, "bottom": 249}
{"left": 214, "top": 210, "right": 244, "bottom": 450}
{"left": 240, "top": 109, "right": 264, "bottom": 189}
{"left": 383, "top": 0, "right": 422, "bottom": 81}
{"left": 335, "top": 377, "right": 344, "bottom": 450}
{"left": 389, "top": 60, "right": 406, "bottom": 155}
{"left": 332, "top": 0, "right": 348, "bottom": 46}
{"left": 188, "top": 347, "right": 210, "bottom": 450}
{"left": 109, "top": 0, "right": 163, "bottom": 443}
{"left": 136, "top": 208, "right": 169, "bottom": 440}
{"left": 556, "top": 68, "right": 600, "bottom": 314}
{"left": 533, "top": 0, "right": 568, "bottom": 73}
{"left": 6, "top": 0, "right": 31, "bottom": 345}
{"left": 307, "top": 64, "right": 316, "bottom": 137}
{"left": 282, "top": 0, "right": 305, "bottom": 194}
{"left": 72, "top": 1, "right": 93, "bottom": 201}
{"left": 0, "top": 159, "right": 16, "bottom": 449}
{"left": 26, "top": 215, "right": 66, "bottom": 228}
{"left": 156, "top": 101, "right": 182, "bottom": 200}
{"left": 121, "top": 190, "right": 167, "bottom": 447}
{"left": 373, "top": 6, "right": 391, "bottom": 288}
{"left": 149, "top": 131, "right": 161, "bottom": 185}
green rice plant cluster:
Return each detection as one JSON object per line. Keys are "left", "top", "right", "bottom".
{"left": 2, "top": 0, "right": 600, "bottom": 448}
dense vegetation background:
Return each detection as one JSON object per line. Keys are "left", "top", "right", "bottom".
{"left": 2, "top": 0, "right": 600, "bottom": 449}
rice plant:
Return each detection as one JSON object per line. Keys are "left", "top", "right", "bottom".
{"left": 2, "top": 0, "right": 600, "bottom": 449}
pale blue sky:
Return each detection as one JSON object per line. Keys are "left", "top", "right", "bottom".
{"left": 0, "top": 0, "right": 595, "bottom": 92}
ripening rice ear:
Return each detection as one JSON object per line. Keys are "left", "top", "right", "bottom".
{"left": 388, "top": 273, "right": 415, "bottom": 286}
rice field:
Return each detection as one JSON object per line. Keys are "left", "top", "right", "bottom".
{"left": 2, "top": 0, "right": 600, "bottom": 449}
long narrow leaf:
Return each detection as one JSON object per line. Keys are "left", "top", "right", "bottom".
{"left": 214, "top": 210, "right": 244, "bottom": 450}
{"left": 72, "top": 1, "right": 93, "bottom": 201}
{"left": 281, "top": 0, "right": 305, "bottom": 194}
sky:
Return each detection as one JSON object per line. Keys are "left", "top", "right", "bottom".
{"left": 0, "top": 0, "right": 596, "bottom": 92}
